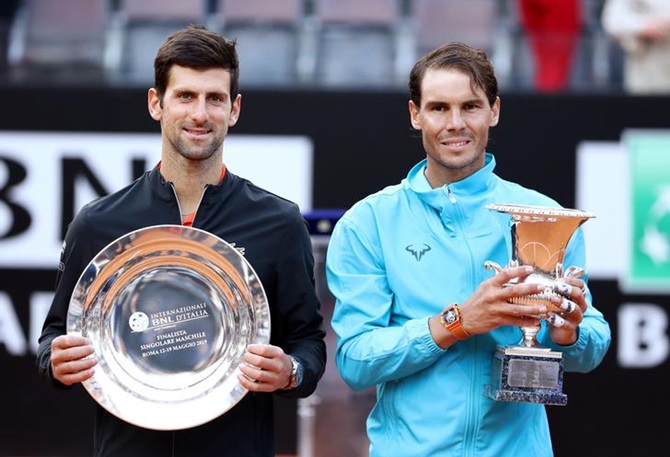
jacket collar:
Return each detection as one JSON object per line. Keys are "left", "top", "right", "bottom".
{"left": 148, "top": 164, "right": 238, "bottom": 201}
{"left": 406, "top": 153, "right": 497, "bottom": 210}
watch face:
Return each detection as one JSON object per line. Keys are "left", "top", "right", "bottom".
{"left": 287, "top": 356, "right": 302, "bottom": 389}
{"left": 444, "top": 309, "right": 458, "bottom": 325}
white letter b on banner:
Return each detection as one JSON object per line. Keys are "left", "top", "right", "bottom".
{"left": 618, "top": 303, "right": 669, "bottom": 368}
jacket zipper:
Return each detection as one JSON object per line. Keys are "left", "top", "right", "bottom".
{"left": 447, "top": 186, "right": 457, "bottom": 204}
{"left": 446, "top": 185, "right": 479, "bottom": 457}
{"left": 169, "top": 183, "right": 208, "bottom": 225}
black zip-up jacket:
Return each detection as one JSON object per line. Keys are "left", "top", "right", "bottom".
{"left": 36, "top": 166, "right": 327, "bottom": 457}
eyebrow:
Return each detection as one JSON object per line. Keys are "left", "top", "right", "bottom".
{"left": 424, "top": 98, "right": 484, "bottom": 108}
{"left": 174, "top": 88, "right": 228, "bottom": 98}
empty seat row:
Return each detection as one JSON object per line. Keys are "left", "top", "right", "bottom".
{"left": 6, "top": 0, "right": 614, "bottom": 91}
{"left": 5, "top": 0, "right": 510, "bottom": 88}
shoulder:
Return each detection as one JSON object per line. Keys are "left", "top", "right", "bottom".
{"left": 67, "top": 172, "right": 154, "bottom": 242}
{"left": 225, "top": 174, "right": 306, "bottom": 237}
{"left": 342, "top": 182, "right": 406, "bottom": 220}
{"left": 83, "top": 171, "right": 150, "bottom": 209}
{"left": 332, "top": 182, "right": 408, "bottom": 242}
{"left": 234, "top": 175, "right": 301, "bottom": 215}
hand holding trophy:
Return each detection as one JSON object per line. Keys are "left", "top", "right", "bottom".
{"left": 483, "top": 203, "right": 594, "bottom": 405}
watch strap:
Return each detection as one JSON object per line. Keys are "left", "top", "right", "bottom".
{"left": 440, "top": 304, "right": 471, "bottom": 340}
{"left": 283, "top": 355, "right": 301, "bottom": 390}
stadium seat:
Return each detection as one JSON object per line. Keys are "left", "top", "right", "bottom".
{"left": 112, "top": 0, "right": 209, "bottom": 84}
{"left": 8, "top": 0, "right": 109, "bottom": 82}
{"left": 311, "top": 0, "right": 402, "bottom": 87}
{"left": 214, "top": 0, "right": 305, "bottom": 87}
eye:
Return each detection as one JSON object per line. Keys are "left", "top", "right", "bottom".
{"left": 464, "top": 102, "right": 483, "bottom": 111}
{"left": 178, "top": 92, "right": 192, "bottom": 100}
{"left": 208, "top": 94, "right": 225, "bottom": 104}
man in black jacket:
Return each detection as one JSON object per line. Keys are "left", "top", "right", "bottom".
{"left": 36, "top": 25, "right": 327, "bottom": 456}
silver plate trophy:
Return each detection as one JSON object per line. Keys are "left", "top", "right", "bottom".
{"left": 483, "top": 204, "right": 594, "bottom": 406}
{"left": 66, "top": 225, "right": 270, "bottom": 430}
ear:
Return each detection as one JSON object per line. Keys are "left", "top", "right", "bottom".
{"left": 409, "top": 100, "right": 421, "bottom": 130}
{"left": 490, "top": 96, "right": 501, "bottom": 127}
{"left": 147, "top": 88, "right": 162, "bottom": 121}
{"left": 228, "top": 94, "right": 242, "bottom": 127}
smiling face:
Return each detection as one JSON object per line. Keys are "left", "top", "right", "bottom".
{"left": 148, "top": 64, "right": 241, "bottom": 165}
{"left": 409, "top": 68, "right": 500, "bottom": 187}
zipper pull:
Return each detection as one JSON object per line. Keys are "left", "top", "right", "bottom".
{"left": 447, "top": 186, "right": 457, "bottom": 204}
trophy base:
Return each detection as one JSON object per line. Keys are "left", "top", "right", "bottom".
{"left": 485, "top": 346, "right": 567, "bottom": 406}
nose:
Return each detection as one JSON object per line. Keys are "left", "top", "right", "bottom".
{"left": 446, "top": 109, "right": 465, "bottom": 130}
{"left": 190, "top": 98, "right": 208, "bottom": 124}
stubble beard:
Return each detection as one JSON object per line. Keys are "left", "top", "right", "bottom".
{"left": 172, "top": 134, "right": 223, "bottom": 162}
{"left": 431, "top": 145, "right": 485, "bottom": 171}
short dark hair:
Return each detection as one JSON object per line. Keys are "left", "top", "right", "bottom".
{"left": 408, "top": 42, "right": 498, "bottom": 108}
{"left": 154, "top": 25, "right": 240, "bottom": 101}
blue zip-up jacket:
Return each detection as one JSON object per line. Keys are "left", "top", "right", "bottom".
{"left": 326, "top": 154, "right": 611, "bottom": 457}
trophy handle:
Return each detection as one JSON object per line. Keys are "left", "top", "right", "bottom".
{"left": 563, "top": 266, "right": 584, "bottom": 278}
{"left": 484, "top": 260, "right": 502, "bottom": 274}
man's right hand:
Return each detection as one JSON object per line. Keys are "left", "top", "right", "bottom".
{"left": 429, "top": 266, "right": 548, "bottom": 348}
{"left": 457, "top": 265, "right": 549, "bottom": 336}
{"left": 50, "top": 334, "right": 97, "bottom": 386}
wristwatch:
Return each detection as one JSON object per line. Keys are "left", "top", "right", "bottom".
{"left": 284, "top": 355, "right": 303, "bottom": 390}
{"left": 440, "top": 304, "right": 471, "bottom": 340}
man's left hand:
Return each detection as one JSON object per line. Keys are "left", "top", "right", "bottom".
{"left": 238, "top": 344, "right": 293, "bottom": 392}
{"left": 546, "top": 277, "right": 588, "bottom": 345}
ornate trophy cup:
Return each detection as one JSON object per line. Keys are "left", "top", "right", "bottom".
{"left": 483, "top": 204, "right": 594, "bottom": 406}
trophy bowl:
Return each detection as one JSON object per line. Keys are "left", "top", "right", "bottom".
{"left": 483, "top": 203, "right": 595, "bottom": 405}
{"left": 66, "top": 225, "right": 270, "bottom": 430}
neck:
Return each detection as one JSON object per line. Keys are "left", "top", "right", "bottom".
{"left": 160, "top": 156, "right": 223, "bottom": 215}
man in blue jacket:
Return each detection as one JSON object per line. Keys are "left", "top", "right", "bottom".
{"left": 326, "top": 42, "right": 611, "bottom": 456}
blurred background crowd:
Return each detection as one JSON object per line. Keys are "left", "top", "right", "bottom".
{"left": 1, "top": 0, "right": 668, "bottom": 95}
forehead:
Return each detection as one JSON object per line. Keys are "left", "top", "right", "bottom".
{"left": 420, "top": 68, "right": 487, "bottom": 106}
{"left": 166, "top": 65, "right": 231, "bottom": 93}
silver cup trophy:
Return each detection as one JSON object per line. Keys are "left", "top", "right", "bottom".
{"left": 483, "top": 204, "right": 594, "bottom": 406}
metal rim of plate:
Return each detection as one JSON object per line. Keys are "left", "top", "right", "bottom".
{"left": 66, "top": 224, "right": 270, "bottom": 430}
